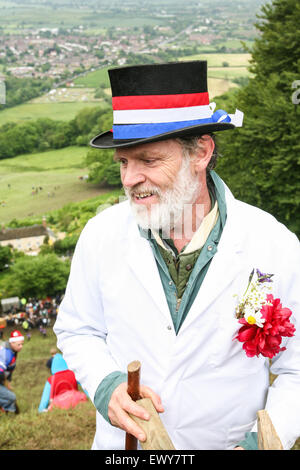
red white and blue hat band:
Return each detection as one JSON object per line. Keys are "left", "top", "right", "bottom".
{"left": 112, "top": 92, "right": 236, "bottom": 140}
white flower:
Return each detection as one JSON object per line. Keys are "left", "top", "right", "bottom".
{"left": 235, "top": 268, "right": 274, "bottom": 322}
{"left": 244, "top": 305, "right": 265, "bottom": 328}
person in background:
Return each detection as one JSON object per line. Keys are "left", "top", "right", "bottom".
{"left": 38, "top": 352, "right": 87, "bottom": 412}
{"left": 0, "top": 330, "right": 24, "bottom": 414}
{"left": 46, "top": 348, "right": 58, "bottom": 370}
{"left": 0, "top": 318, "right": 6, "bottom": 339}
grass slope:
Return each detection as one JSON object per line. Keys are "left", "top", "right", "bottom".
{"left": 0, "top": 327, "right": 95, "bottom": 450}
{"left": 0, "top": 101, "right": 101, "bottom": 127}
{"left": 73, "top": 67, "right": 111, "bottom": 88}
{"left": 0, "top": 146, "right": 109, "bottom": 223}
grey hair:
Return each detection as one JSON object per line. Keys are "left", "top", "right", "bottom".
{"left": 176, "top": 134, "right": 219, "bottom": 171}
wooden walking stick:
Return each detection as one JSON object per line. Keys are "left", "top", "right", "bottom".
{"left": 125, "top": 360, "right": 176, "bottom": 450}
{"left": 125, "top": 360, "right": 141, "bottom": 450}
{"left": 129, "top": 398, "right": 175, "bottom": 450}
{"left": 257, "top": 410, "right": 283, "bottom": 450}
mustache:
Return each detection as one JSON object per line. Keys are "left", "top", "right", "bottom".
{"left": 124, "top": 185, "right": 161, "bottom": 197}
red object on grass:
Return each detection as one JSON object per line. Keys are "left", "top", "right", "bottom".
{"left": 48, "top": 369, "right": 78, "bottom": 399}
{"left": 48, "top": 369, "right": 87, "bottom": 410}
{"left": 49, "top": 390, "right": 87, "bottom": 410}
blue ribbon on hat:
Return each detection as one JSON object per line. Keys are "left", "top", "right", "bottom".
{"left": 113, "top": 109, "right": 232, "bottom": 139}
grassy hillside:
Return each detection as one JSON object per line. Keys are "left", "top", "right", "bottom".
{"left": 73, "top": 67, "right": 111, "bottom": 88}
{"left": 0, "top": 146, "right": 111, "bottom": 224}
{"left": 0, "top": 327, "right": 95, "bottom": 450}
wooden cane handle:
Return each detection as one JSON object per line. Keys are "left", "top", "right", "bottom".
{"left": 127, "top": 360, "right": 141, "bottom": 401}
{"left": 125, "top": 360, "right": 141, "bottom": 450}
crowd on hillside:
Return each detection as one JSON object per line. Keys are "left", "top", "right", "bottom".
{"left": 0, "top": 295, "right": 63, "bottom": 339}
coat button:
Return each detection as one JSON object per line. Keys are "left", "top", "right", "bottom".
{"left": 167, "top": 325, "right": 172, "bottom": 330}
{"left": 185, "top": 264, "right": 192, "bottom": 271}
{"left": 207, "top": 245, "right": 213, "bottom": 251}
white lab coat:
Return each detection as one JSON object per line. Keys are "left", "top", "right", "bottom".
{"left": 54, "top": 184, "right": 300, "bottom": 450}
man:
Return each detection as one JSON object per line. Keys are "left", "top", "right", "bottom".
{"left": 54, "top": 62, "right": 300, "bottom": 450}
{"left": 0, "top": 329, "right": 24, "bottom": 414}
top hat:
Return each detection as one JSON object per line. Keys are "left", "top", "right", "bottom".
{"left": 90, "top": 61, "right": 243, "bottom": 149}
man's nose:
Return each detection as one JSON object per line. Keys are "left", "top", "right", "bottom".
{"left": 122, "top": 162, "right": 146, "bottom": 188}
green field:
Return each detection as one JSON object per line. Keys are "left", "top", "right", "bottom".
{"left": 0, "top": 5, "right": 166, "bottom": 34}
{"left": 73, "top": 67, "right": 111, "bottom": 88}
{"left": 181, "top": 53, "right": 251, "bottom": 67}
{"left": 180, "top": 53, "right": 251, "bottom": 82}
{"left": 208, "top": 67, "right": 250, "bottom": 80}
{"left": 0, "top": 100, "right": 102, "bottom": 127}
{"left": 0, "top": 146, "right": 108, "bottom": 224}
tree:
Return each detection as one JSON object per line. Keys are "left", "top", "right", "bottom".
{"left": 215, "top": 0, "right": 300, "bottom": 236}
{"left": 85, "top": 148, "right": 121, "bottom": 187}
{"left": 9, "top": 254, "right": 70, "bottom": 298}
{"left": 53, "top": 234, "right": 79, "bottom": 256}
{"left": 0, "top": 245, "right": 13, "bottom": 271}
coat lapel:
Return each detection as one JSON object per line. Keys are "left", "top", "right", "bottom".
{"left": 126, "top": 219, "right": 172, "bottom": 321}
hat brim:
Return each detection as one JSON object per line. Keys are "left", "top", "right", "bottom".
{"left": 90, "top": 122, "right": 235, "bottom": 149}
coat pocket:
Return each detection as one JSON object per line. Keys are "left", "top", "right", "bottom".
{"left": 208, "top": 312, "right": 267, "bottom": 374}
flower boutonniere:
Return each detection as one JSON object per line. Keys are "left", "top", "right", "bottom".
{"left": 234, "top": 269, "right": 295, "bottom": 358}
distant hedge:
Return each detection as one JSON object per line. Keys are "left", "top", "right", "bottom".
{"left": 0, "top": 76, "right": 54, "bottom": 110}
{"left": 0, "top": 106, "right": 112, "bottom": 160}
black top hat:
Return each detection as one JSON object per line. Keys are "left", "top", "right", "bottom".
{"left": 90, "top": 61, "right": 243, "bottom": 149}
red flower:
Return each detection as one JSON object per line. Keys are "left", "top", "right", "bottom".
{"left": 235, "top": 294, "right": 295, "bottom": 358}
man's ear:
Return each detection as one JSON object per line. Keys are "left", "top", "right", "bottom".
{"left": 191, "top": 135, "right": 215, "bottom": 173}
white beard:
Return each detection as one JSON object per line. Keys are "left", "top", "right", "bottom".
{"left": 124, "top": 156, "right": 202, "bottom": 237}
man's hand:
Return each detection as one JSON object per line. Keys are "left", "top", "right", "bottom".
{"left": 108, "top": 382, "right": 164, "bottom": 442}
